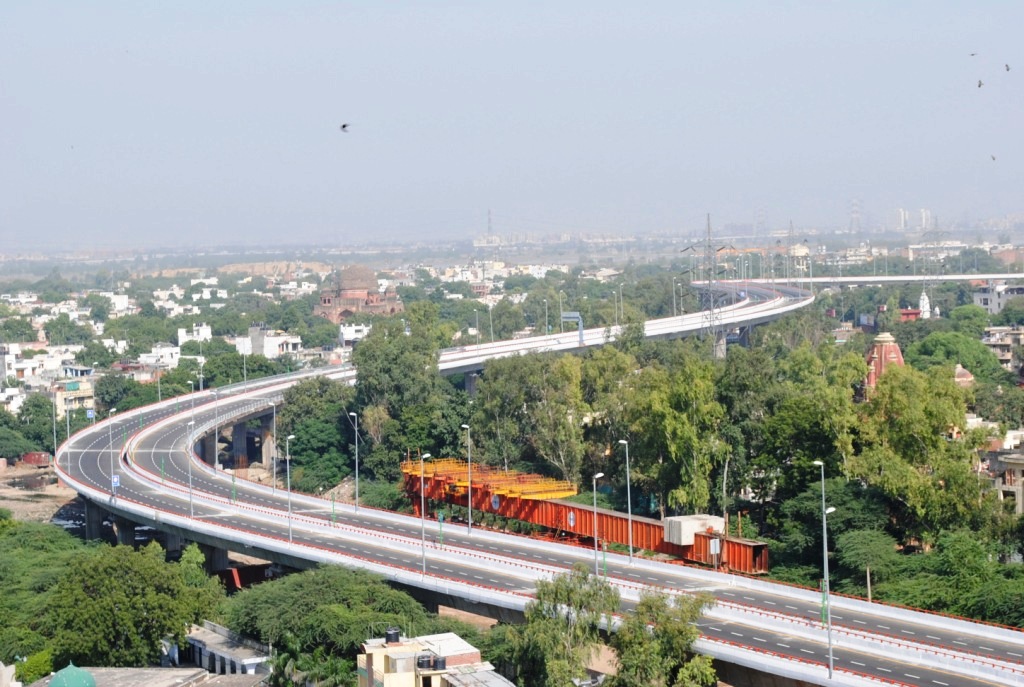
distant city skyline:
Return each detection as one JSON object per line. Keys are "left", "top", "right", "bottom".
{"left": 2, "top": 2, "right": 1022, "bottom": 251}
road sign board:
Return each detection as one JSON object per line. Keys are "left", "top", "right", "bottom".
{"left": 86, "top": 409, "right": 95, "bottom": 419}
{"left": 112, "top": 475, "right": 120, "bottom": 488}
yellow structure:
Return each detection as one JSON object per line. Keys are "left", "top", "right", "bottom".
{"left": 357, "top": 630, "right": 513, "bottom": 687}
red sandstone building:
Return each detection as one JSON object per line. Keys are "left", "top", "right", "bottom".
{"left": 864, "top": 331, "right": 905, "bottom": 391}
{"left": 313, "top": 265, "right": 403, "bottom": 325}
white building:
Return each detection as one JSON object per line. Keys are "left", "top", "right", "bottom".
{"left": 139, "top": 343, "right": 181, "bottom": 370}
{"left": 236, "top": 324, "right": 302, "bottom": 360}
{"left": 178, "top": 323, "right": 213, "bottom": 346}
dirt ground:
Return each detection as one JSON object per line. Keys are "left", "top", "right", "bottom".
{"left": 0, "top": 463, "right": 80, "bottom": 524}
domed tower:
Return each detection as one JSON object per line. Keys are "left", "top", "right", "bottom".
{"left": 49, "top": 663, "right": 97, "bottom": 687}
{"left": 865, "top": 332, "right": 905, "bottom": 392}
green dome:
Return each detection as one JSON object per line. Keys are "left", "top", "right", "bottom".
{"left": 49, "top": 662, "right": 96, "bottom": 687}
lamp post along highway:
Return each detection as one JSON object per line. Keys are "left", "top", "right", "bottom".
{"left": 286, "top": 434, "right": 296, "bottom": 542}
{"left": 187, "top": 420, "right": 195, "bottom": 517}
{"left": 461, "top": 424, "right": 472, "bottom": 533}
{"left": 618, "top": 439, "right": 634, "bottom": 562}
{"left": 349, "top": 412, "right": 360, "bottom": 511}
{"left": 108, "top": 408, "right": 117, "bottom": 497}
{"left": 592, "top": 472, "right": 604, "bottom": 576}
{"left": 543, "top": 299, "right": 549, "bottom": 335}
{"left": 420, "top": 453, "right": 432, "bottom": 574}
{"left": 269, "top": 401, "right": 277, "bottom": 493}
{"left": 813, "top": 460, "right": 835, "bottom": 680}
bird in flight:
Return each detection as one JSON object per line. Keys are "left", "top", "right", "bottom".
{"left": 1007, "top": 64, "right": 1012, "bottom": 72}
{"left": 978, "top": 79, "right": 984, "bottom": 88}
{"left": 970, "top": 52, "right": 977, "bottom": 56}
{"left": 339, "top": 123, "right": 350, "bottom": 132}
{"left": 992, "top": 155, "right": 997, "bottom": 161}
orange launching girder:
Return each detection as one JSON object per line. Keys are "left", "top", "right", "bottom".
{"left": 400, "top": 458, "right": 769, "bottom": 574}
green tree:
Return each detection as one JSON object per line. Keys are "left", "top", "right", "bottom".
{"left": 0, "top": 427, "right": 37, "bottom": 459}
{"left": 43, "top": 314, "right": 92, "bottom": 346}
{"left": 905, "top": 331, "right": 1009, "bottom": 384}
{"left": 833, "top": 529, "right": 901, "bottom": 597}
{"left": 511, "top": 564, "right": 619, "bottom": 686}
{"left": 610, "top": 590, "right": 717, "bottom": 687}
{"left": 48, "top": 543, "right": 191, "bottom": 667}
{"left": 17, "top": 394, "right": 57, "bottom": 454}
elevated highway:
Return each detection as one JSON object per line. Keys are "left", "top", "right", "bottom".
{"left": 56, "top": 287, "right": 1024, "bottom": 687}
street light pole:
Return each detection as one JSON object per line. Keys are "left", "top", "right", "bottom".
{"left": 349, "top": 411, "right": 360, "bottom": 511}
{"left": 618, "top": 440, "right": 634, "bottom": 562}
{"left": 543, "top": 299, "right": 549, "bottom": 335}
{"left": 461, "top": 424, "right": 472, "bottom": 533}
{"left": 108, "top": 408, "right": 117, "bottom": 498}
{"left": 420, "top": 453, "right": 432, "bottom": 574}
{"left": 558, "top": 292, "right": 565, "bottom": 332}
{"left": 592, "top": 472, "right": 604, "bottom": 576}
{"left": 813, "top": 460, "right": 835, "bottom": 680}
{"left": 286, "top": 434, "right": 296, "bottom": 542}
{"left": 187, "top": 420, "right": 195, "bottom": 517}
{"left": 268, "top": 401, "right": 277, "bottom": 493}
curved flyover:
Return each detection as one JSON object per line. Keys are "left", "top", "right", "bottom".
{"left": 56, "top": 287, "right": 1024, "bottom": 687}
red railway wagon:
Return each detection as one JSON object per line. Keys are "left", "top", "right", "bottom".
{"left": 401, "top": 459, "right": 768, "bottom": 574}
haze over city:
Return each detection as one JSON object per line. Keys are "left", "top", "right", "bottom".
{"left": 2, "top": 2, "right": 1022, "bottom": 252}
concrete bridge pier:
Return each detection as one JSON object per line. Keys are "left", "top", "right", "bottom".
{"left": 200, "top": 434, "right": 217, "bottom": 467}
{"left": 84, "top": 499, "right": 108, "bottom": 541}
{"left": 113, "top": 515, "right": 136, "bottom": 546}
{"left": 713, "top": 331, "right": 727, "bottom": 359}
{"left": 465, "top": 372, "right": 478, "bottom": 397}
{"left": 231, "top": 422, "right": 248, "bottom": 467}
{"left": 164, "top": 532, "right": 184, "bottom": 554}
{"left": 260, "top": 415, "right": 275, "bottom": 467}
{"left": 199, "top": 544, "right": 230, "bottom": 573}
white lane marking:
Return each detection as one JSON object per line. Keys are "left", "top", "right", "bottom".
{"left": 1008, "top": 651, "right": 1022, "bottom": 657}
{"left": 878, "top": 667, "right": 891, "bottom": 673}
{"left": 764, "top": 600, "right": 776, "bottom": 605}
{"left": 832, "top": 614, "right": 843, "bottom": 620}
{"left": 723, "top": 592, "right": 735, "bottom": 596}
{"left": 877, "top": 624, "right": 889, "bottom": 629}
{"left": 785, "top": 605, "right": 798, "bottom": 610}
{"left": 853, "top": 619, "right": 866, "bottom": 625}
{"left": 709, "top": 627, "right": 723, "bottom": 632}
{"left": 800, "top": 649, "right": 814, "bottom": 655}
{"left": 902, "top": 630, "right": 915, "bottom": 635}
{"left": 926, "top": 635, "right": 941, "bottom": 640}
{"left": 905, "top": 674, "right": 919, "bottom": 680}
{"left": 753, "top": 637, "right": 766, "bottom": 642}
{"left": 953, "top": 640, "right": 967, "bottom": 646}
{"left": 777, "top": 643, "right": 790, "bottom": 648}
{"left": 932, "top": 681, "right": 949, "bottom": 686}
{"left": 743, "top": 596, "right": 755, "bottom": 601}
{"left": 979, "top": 645, "right": 994, "bottom": 651}
{"left": 851, "top": 661, "right": 865, "bottom": 667}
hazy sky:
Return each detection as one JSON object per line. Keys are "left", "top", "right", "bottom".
{"left": 2, "top": 2, "right": 1021, "bottom": 250}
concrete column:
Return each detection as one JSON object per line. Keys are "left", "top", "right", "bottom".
{"left": 84, "top": 499, "right": 108, "bottom": 541}
{"left": 199, "top": 544, "right": 230, "bottom": 572}
{"left": 231, "top": 422, "right": 248, "bottom": 467}
{"left": 713, "top": 331, "right": 727, "bottom": 359}
{"left": 113, "top": 516, "right": 136, "bottom": 546}
{"left": 201, "top": 434, "right": 217, "bottom": 466}
{"left": 261, "top": 415, "right": 275, "bottom": 465}
{"left": 465, "top": 372, "right": 478, "bottom": 397}
{"left": 164, "top": 533, "right": 183, "bottom": 554}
